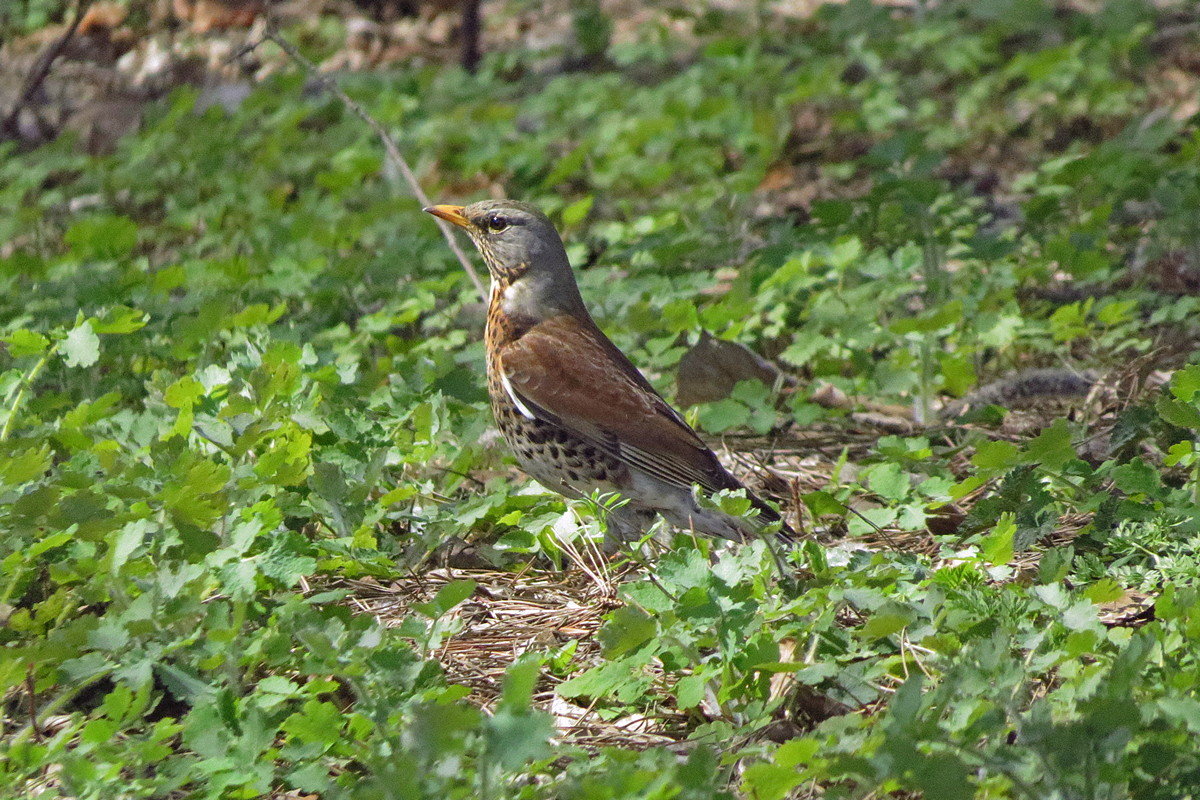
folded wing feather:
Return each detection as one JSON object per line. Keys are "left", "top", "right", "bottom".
{"left": 498, "top": 315, "right": 747, "bottom": 497}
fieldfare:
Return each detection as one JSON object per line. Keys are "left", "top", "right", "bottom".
{"left": 425, "top": 200, "right": 793, "bottom": 544}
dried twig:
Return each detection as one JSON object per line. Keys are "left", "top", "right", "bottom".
{"left": 245, "top": 27, "right": 488, "bottom": 301}
{"left": 1, "top": 0, "right": 96, "bottom": 141}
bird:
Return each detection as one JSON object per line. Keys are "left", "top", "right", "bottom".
{"left": 424, "top": 200, "right": 794, "bottom": 545}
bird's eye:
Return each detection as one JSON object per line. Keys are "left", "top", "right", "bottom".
{"left": 486, "top": 214, "right": 509, "bottom": 233}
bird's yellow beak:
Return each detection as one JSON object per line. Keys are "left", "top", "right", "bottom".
{"left": 424, "top": 204, "right": 471, "bottom": 229}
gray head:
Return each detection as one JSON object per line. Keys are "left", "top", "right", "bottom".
{"left": 425, "top": 199, "right": 586, "bottom": 318}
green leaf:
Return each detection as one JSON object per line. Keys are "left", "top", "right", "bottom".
{"left": 404, "top": 702, "right": 481, "bottom": 760}
{"left": 1061, "top": 600, "right": 1098, "bottom": 631}
{"left": 802, "top": 489, "right": 844, "bottom": 517}
{"left": 229, "top": 302, "right": 287, "bottom": 328}
{"left": 1038, "top": 546, "right": 1074, "bottom": 584}
{"left": 861, "top": 602, "right": 916, "bottom": 639}
{"left": 1111, "top": 458, "right": 1160, "bottom": 495}
{"left": 415, "top": 579, "right": 476, "bottom": 619}
{"left": 939, "top": 352, "right": 976, "bottom": 396}
{"left": 741, "top": 762, "right": 804, "bottom": 800}
{"left": 1157, "top": 697, "right": 1200, "bottom": 733}
{"left": 696, "top": 398, "right": 751, "bottom": 433}
{"left": 556, "top": 656, "right": 653, "bottom": 702}
{"left": 1165, "top": 440, "right": 1195, "bottom": 468}
{"left": 675, "top": 672, "right": 706, "bottom": 709}
{"left": 155, "top": 663, "right": 215, "bottom": 702}
{"left": 64, "top": 214, "right": 138, "bottom": 259}
{"left": 981, "top": 513, "right": 1016, "bottom": 565}
{"left": 92, "top": 305, "right": 149, "bottom": 334}
{"left": 561, "top": 195, "right": 594, "bottom": 227}
{"left": 888, "top": 673, "right": 924, "bottom": 725}
{"left": 288, "top": 762, "right": 334, "bottom": 793}
{"left": 27, "top": 529, "right": 73, "bottom": 558}
{"left": 1157, "top": 396, "right": 1200, "bottom": 429}
{"left": 485, "top": 707, "right": 554, "bottom": 770}
{"left": 164, "top": 376, "right": 204, "bottom": 408}
{"left": 281, "top": 699, "right": 344, "bottom": 749}
{"left": 977, "top": 313, "right": 1023, "bottom": 348}
{"left": 254, "top": 427, "right": 312, "bottom": 486}
{"left": 260, "top": 534, "right": 317, "bottom": 587}
{"left": 598, "top": 605, "right": 656, "bottom": 657}
{"left": 915, "top": 753, "right": 973, "bottom": 800}
{"left": 1025, "top": 419, "right": 1075, "bottom": 470}
{"left": 972, "top": 440, "right": 1023, "bottom": 472}
{"left": 499, "top": 655, "right": 542, "bottom": 709}
{"left": 868, "top": 462, "right": 910, "bottom": 502}
{"left": 110, "top": 519, "right": 152, "bottom": 571}
{"left": 1171, "top": 365, "right": 1200, "bottom": 402}
{"left": 1084, "top": 578, "right": 1123, "bottom": 604}
{"left": 775, "top": 737, "right": 820, "bottom": 768}
{"left": 61, "top": 320, "right": 100, "bottom": 368}
{"left": 543, "top": 145, "right": 586, "bottom": 186}
{"left": 309, "top": 461, "right": 349, "bottom": 503}
{"left": 828, "top": 236, "right": 863, "bottom": 269}
{"left": 4, "top": 329, "right": 49, "bottom": 358}
{"left": 2, "top": 443, "right": 51, "bottom": 485}
{"left": 889, "top": 300, "right": 963, "bottom": 334}
{"left": 255, "top": 675, "right": 300, "bottom": 700}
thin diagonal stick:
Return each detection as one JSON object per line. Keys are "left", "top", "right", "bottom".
{"left": 260, "top": 28, "right": 487, "bottom": 300}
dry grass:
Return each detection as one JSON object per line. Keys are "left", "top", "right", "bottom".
{"left": 325, "top": 555, "right": 693, "bottom": 748}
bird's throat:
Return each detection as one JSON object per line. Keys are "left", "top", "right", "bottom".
{"left": 486, "top": 277, "right": 538, "bottom": 348}
{"left": 500, "top": 275, "right": 540, "bottom": 319}
{"left": 485, "top": 268, "right": 591, "bottom": 349}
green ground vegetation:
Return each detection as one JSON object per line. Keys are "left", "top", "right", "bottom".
{"left": 3, "top": 1, "right": 1200, "bottom": 798}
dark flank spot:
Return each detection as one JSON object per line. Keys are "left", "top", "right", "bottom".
{"left": 566, "top": 470, "right": 581, "bottom": 482}
{"left": 526, "top": 428, "right": 547, "bottom": 444}
{"left": 548, "top": 445, "right": 562, "bottom": 460}
{"left": 581, "top": 446, "right": 598, "bottom": 462}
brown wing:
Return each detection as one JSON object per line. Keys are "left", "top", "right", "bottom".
{"left": 497, "top": 315, "right": 744, "bottom": 496}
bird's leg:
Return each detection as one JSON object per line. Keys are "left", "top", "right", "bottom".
{"left": 601, "top": 504, "right": 657, "bottom": 551}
